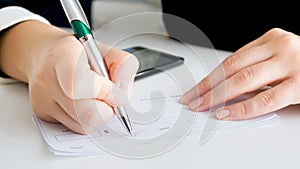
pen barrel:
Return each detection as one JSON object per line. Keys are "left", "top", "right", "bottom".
{"left": 81, "top": 35, "right": 110, "bottom": 78}
{"left": 82, "top": 36, "right": 132, "bottom": 134}
{"left": 60, "top": 0, "right": 133, "bottom": 135}
{"left": 60, "top": 0, "right": 90, "bottom": 29}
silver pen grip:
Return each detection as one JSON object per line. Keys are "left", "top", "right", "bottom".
{"left": 80, "top": 35, "right": 109, "bottom": 78}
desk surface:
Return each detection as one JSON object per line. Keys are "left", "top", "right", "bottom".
{"left": 1, "top": 27, "right": 300, "bottom": 169}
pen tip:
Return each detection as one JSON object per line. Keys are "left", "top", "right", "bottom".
{"left": 120, "top": 116, "right": 133, "bottom": 136}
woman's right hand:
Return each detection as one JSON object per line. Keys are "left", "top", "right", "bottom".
{"left": 0, "top": 20, "right": 139, "bottom": 134}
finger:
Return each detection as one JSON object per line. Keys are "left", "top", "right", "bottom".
{"left": 190, "top": 58, "right": 287, "bottom": 111}
{"left": 71, "top": 67, "right": 129, "bottom": 106}
{"left": 97, "top": 43, "right": 139, "bottom": 102}
{"left": 96, "top": 42, "right": 139, "bottom": 82}
{"left": 53, "top": 41, "right": 118, "bottom": 100}
{"left": 55, "top": 42, "right": 135, "bottom": 106}
{"left": 55, "top": 92, "right": 115, "bottom": 133}
{"left": 30, "top": 91, "right": 58, "bottom": 123}
{"left": 110, "top": 55, "right": 139, "bottom": 101}
{"left": 214, "top": 78, "right": 295, "bottom": 120}
{"left": 180, "top": 28, "right": 292, "bottom": 105}
{"left": 73, "top": 99, "right": 114, "bottom": 133}
{"left": 47, "top": 102, "right": 86, "bottom": 134}
{"left": 110, "top": 54, "right": 139, "bottom": 87}
{"left": 181, "top": 43, "right": 273, "bottom": 105}
{"left": 55, "top": 50, "right": 126, "bottom": 106}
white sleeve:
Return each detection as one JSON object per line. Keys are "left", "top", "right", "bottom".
{"left": 0, "top": 6, "right": 50, "bottom": 84}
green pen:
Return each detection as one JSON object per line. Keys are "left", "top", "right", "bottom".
{"left": 60, "top": 0, "right": 133, "bottom": 135}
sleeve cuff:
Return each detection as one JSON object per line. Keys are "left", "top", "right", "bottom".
{"left": 0, "top": 6, "right": 50, "bottom": 31}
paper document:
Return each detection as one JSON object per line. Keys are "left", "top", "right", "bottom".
{"left": 33, "top": 95, "right": 279, "bottom": 156}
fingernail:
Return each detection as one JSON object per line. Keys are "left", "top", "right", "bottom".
{"left": 215, "top": 109, "right": 231, "bottom": 119}
{"left": 181, "top": 91, "right": 195, "bottom": 104}
{"left": 189, "top": 97, "right": 204, "bottom": 110}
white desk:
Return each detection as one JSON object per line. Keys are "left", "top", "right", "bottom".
{"left": 1, "top": 28, "right": 300, "bottom": 169}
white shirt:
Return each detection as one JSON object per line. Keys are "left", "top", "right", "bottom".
{"left": 0, "top": 6, "right": 50, "bottom": 84}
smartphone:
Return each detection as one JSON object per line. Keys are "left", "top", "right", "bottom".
{"left": 123, "top": 46, "right": 184, "bottom": 80}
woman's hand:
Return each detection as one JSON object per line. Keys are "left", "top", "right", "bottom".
{"left": 0, "top": 20, "right": 139, "bottom": 134}
{"left": 180, "top": 28, "right": 300, "bottom": 120}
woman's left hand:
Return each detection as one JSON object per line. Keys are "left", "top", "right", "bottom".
{"left": 180, "top": 28, "right": 300, "bottom": 120}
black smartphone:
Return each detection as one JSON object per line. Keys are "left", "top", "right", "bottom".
{"left": 123, "top": 46, "right": 184, "bottom": 80}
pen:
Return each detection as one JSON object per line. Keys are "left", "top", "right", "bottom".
{"left": 60, "top": 0, "right": 133, "bottom": 135}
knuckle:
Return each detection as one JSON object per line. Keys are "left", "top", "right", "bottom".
{"left": 210, "top": 89, "right": 219, "bottom": 101}
{"left": 276, "top": 34, "right": 300, "bottom": 51}
{"left": 223, "top": 53, "right": 240, "bottom": 75}
{"left": 234, "top": 68, "right": 254, "bottom": 83}
{"left": 239, "top": 102, "right": 248, "bottom": 116}
{"left": 209, "top": 89, "right": 223, "bottom": 106}
{"left": 266, "top": 28, "right": 285, "bottom": 36}
{"left": 258, "top": 92, "right": 276, "bottom": 108}
{"left": 264, "top": 28, "right": 291, "bottom": 39}
{"left": 200, "top": 95, "right": 211, "bottom": 110}
{"left": 231, "top": 102, "right": 250, "bottom": 120}
{"left": 198, "top": 77, "right": 211, "bottom": 91}
{"left": 53, "top": 36, "right": 83, "bottom": 57}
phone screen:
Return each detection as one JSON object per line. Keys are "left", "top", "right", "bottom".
{"left": 123, "top": 46, "right": 184, "bottom": 80}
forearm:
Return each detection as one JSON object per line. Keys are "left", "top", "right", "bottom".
{"left": 0, "top": 20, "right": 71, "bottom": 83}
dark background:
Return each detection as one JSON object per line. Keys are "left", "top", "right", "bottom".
{"left": 1, "top": 0, "right": 299, "bottom": 52}
{"left": 0, "top": 0, "right": 91, "bottom": 28}
{"left": 161, "top": 0, "right": 300, "bottom": 51}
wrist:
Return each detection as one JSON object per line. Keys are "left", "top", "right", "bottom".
{"left": 0, "top": 20, "right": 73, "bottom": 83}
